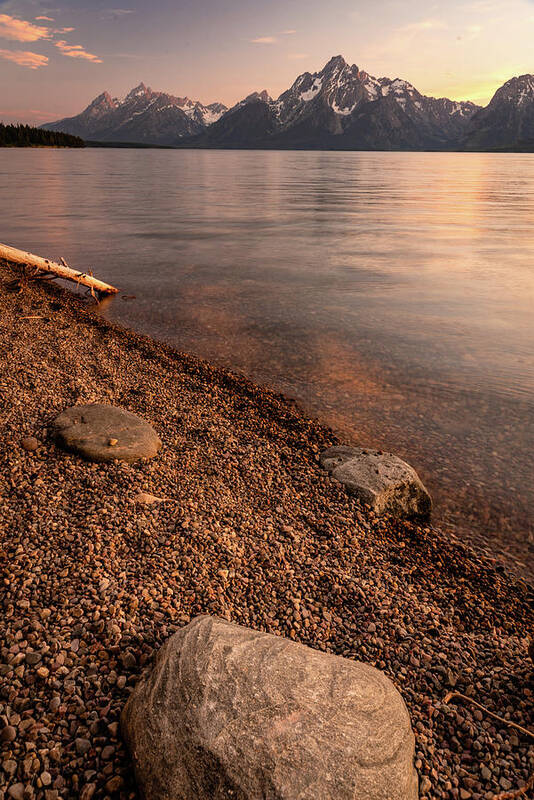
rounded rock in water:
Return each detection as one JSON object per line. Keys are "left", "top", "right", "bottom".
{"left": 320, "top": 445, "right": 431, "bottom": 520}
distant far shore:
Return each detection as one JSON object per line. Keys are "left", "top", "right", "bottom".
{"left": 77, "top": 139, "right": 534, "bottom": 153}
{"left": 0, "top": 144, "right": 86, "bottom": 148}
{"left": 2, "top": 130, "right": 533, "bottom": 152}
{"left": 0, "top": 122, "right": 84, "bottom": 148}
{"left": 4, "top": 143, "right": 533, "bottom": 152}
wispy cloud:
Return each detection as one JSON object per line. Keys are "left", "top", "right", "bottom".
{"left": 281, "top": 29, "right": 296, "bottom": 35}
{"left": 250, "top": 36, "right": 277, "bottom": 44}
{"left": 0, "top": 13, "right": 51, "bottom": 41}
{"left": 55, "top": 40, "right": 102, "bottom": 63}
{"left": 101, "top": 8, "right": 134, "bottom": 20}
{"left": 0, "top": 47, "right": 48, "bottom": 68}
{"left": 0, "top": 11, "right": 101, "bottom": 68}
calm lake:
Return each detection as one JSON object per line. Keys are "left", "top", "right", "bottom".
{"left": 2, "top": 149, "right": 533, "bottom": 576}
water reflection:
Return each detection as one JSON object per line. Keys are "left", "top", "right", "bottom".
{"left": 1, "top": 148, "right": 532, "bottom": 577}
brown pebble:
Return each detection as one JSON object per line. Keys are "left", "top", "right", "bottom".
{"left": 49, "top": 696, "right": 61, "bottom": 712}
{"left": 108, "top": 438, "right": 118, "bottom": 446}
{"left": 1, "top": 725, "right": 17, "bottom": 742}
{"left": 105, "top": 776, "right": 124, "bottom": 793}
{"left": 41, "top": 772, "right": 52, "bottom": 787}
{"left": 121, "top": 651, "right": 136, "bottom": 669}
{"left": 79, "top": 784, "right": 96, "bottom": 800}
{"left": 21, "top": 436, "right": 39, "bottom": 452}
{"left": 75, "top": 738, "right": 91, "bottom": 755}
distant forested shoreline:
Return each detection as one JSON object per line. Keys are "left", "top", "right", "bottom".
{"left": 0, "top": 123, "right": 84, "bottom": 148}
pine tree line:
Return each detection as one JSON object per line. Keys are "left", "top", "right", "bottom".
{"left": 0, "top": 123, "right": 85, "bottom": 148}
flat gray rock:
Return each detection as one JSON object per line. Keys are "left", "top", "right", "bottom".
{"left": 122, "top": 616, "right": 418, "bottom": 800}
{"left": 321, "top": 445, "right": 431, "bottom": 520}
{"left": 52, "top": 404, "right": 161, "bottom": 463}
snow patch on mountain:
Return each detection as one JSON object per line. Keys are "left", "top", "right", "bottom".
{"left": 201, "top": 107, "right": 226, "bottom": 125}
{"left": 331, "top": 99, "right": 357, "bottom": 116}
{"left": 301, "top": 78, "right": 323, "bottom": 102}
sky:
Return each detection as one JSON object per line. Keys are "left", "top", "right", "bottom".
{"left": 0, "top": 0, "right": 533, "bottom": 125}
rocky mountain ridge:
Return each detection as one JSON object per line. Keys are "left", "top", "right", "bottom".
{"left": 43, "top": 82, "right": 228, "bottom": 144}
{"left": 42, "top": 57, "right": 534, "bottom": 150}
{"left": 462, "top": 74, "right": 534, "bottom": 150}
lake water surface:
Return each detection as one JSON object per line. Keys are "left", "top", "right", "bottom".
{"left": 1, "top": 149, "right": 533, "bottom": 576}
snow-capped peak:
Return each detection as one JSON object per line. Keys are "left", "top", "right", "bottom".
{"left": 87, "top": 91, "right": 117, "bottom": 112}
{"left": 492, "top": 74, "right": 534, "bottom": 106}
{"left": 321, "top": 55, "right": 347, "bottom": 74}
{"left": 124, "top": 83, "right": 151, "bottom": 102}
{"left": 267, "top": 55, "right": 483, "bottom": 135}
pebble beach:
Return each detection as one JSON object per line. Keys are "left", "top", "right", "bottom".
{"left": 0, "top": 263, "right": 532, "bottom": 800}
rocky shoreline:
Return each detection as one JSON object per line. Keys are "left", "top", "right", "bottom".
{"left": 0, "top": 265, "right": 532, "bottom": 800}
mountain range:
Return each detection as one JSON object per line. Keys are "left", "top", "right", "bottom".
{"left": 43, "top": 56, "right": 534, "bottom": 151}
{"left": 43, "top": 82, "right": 228, "bottom": 143}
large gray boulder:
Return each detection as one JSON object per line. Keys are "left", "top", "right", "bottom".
{"left": 52, "top": 404, "right": 161, "bottom": 463}
{"left": 122, "top": 616, "right": 418, "bottom": 800}
{"left": 320, "top": 445, "right": 431, "bottom": 520}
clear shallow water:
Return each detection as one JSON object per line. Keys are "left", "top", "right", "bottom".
{"left": 1, "top": 149, "right": 533, "bottom": 573}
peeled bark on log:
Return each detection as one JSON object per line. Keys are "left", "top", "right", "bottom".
{"left": 0, "top": 242, "right": 118, "bottom": 296}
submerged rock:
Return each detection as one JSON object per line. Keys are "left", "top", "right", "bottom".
{"left": 122, "top": 615, "right": 418, "bottom": 800}
{"left": 320, "top": 445, "right": 431, "bottom": 520}
{"left": 52, "top": 403, "right": 161, "bottom": 463}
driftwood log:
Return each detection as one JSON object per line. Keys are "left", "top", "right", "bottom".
{"left": 0, "top": 242, "right": 118, "bottom": 296}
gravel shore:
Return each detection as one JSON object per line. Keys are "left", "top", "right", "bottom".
{"left": 1, "top": 265, "right": 533, "bottom": 800}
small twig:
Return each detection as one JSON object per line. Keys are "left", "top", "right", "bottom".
{"left": 443, "top": 692, "right": 534, "bottom": 739}
{"left": 443, "top": 692, "right": 534, "bottom": 799}
{"left": 19, "top": 315, "right": 46, "bottom": 320}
